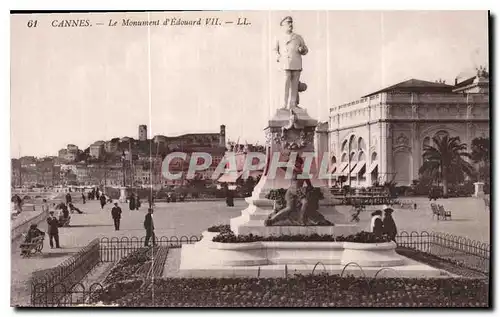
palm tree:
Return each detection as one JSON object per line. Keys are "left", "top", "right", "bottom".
{"left": 419, "top": 135, "right": 473, "bottom": 197}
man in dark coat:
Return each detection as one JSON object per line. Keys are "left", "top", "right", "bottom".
{"left": 144, "top": 208, "right": 156, "bottom": 247}
{"left": 111, "top": 202, "right": 122, "bottom": 231}
{"left": 129, "top": 194, "right": 136, "bottom": 211}
{"left": 46, "top": 211, "right": 61, "bottom": 248}
{"left": 370, "top": 210, "right": 384, "bottom": 237}
{"left": 100, "top": 193, "right": 107, "bottom": 209}
{"left": 65, "top": 192, "right": 72, "bottom": 204}
{"left": 383, "top": 208, "right": 398, "bottom": 241}
{"left": 82, "top": 193, "right": 86, "bottom": 204}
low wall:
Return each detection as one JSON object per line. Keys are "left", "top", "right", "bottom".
{"left": 11, "top": 209, "right": 47, "bottom": 242}
{"left": 181, "top": 231, "right": 404, "bottom": 268}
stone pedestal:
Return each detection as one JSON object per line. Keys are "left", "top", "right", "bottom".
{"left": 118, "top": 187, "right": 127, "bottom": 203}
{"left": 474, "top": 182, "right": 485, "bottom": 197}
{"left": 230, "top": 107, "right": 355, "bottom": 237}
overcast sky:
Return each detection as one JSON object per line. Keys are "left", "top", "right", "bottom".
{"left": 11, "top": 10, "right": 488, "bottom": 158}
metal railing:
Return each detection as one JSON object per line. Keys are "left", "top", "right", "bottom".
{"left": 395, "top": 231, "right": 490, "bottom": 274}
{"left": 31, "top": 238, "right": 100, "bottom": 306}
{"left": 99, "top": 235, "right": 201, "bottom": 262}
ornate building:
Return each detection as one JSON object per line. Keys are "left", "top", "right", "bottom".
{"left": 328, "top": 69, "right": 489, "bottom": 187}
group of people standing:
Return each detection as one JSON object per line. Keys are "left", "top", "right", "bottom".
{"left": 128, "top": 193, "right": 142, "bottom": 211}
{"left": 369, "top": 205, "right": 398, "bottom": 241}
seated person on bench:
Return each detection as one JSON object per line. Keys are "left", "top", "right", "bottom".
{"left": 20, "top": 224, "right": 45, "bottom": 255}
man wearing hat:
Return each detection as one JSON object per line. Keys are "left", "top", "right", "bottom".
{"left": 47, "top": 211, "right": 60, "bottom": 248}
{"left": 274, "top": 16, "right": 308, "bottom": 109}
{"left": 111, "top": 202, "right": 122, "bottom": 231}
{"left": 382, "top": 206, "right": 398, "bottom": 241}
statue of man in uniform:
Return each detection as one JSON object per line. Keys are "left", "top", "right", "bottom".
{"left": 274, "top": 16, "right": 309, "bottom": 109}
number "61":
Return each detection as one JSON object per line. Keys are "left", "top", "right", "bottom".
{"left": 27, "top": 20, "right": 38, "bottom": 28}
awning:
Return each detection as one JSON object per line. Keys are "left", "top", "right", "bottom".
{"left": 367, "top": 161, "right": 378, "bottom": 173}
{"left": 217, "top": 171, "right": 243, "bottom": 183}
{"left": 339, "top": 162, "right": 348, "bottom": 172}
{"left": 350, "top": 161, "right": 366, "bottom": 176}
{"left": 332, "top": 162, "right": 348, "bottom": 177}
{"left": 329, "top": 163, "right": 337, "bottom": 174}
{"left": 349, "top": 162, "right": 358, "bottom": 174}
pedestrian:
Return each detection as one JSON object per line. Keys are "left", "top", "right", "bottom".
{"left": 41, "top": 199, "right": 50, "bottom": 214}
{"left": 144, "top": 208, "right": 156, "bottom": 247}
{"left": 369, "top": 210, "right": 384, "bottom": 237}
{"left": 111, "top": 202, "right": 122, "bottom": 231}
{"left": 383, "top": 207, "right": 398, "bottom": 241}
{"left": 136, "top": 197, "right": 141, "bottom": 210}
{"left": 46, "top": 211, "right": 61, "bottom": 248}
{"left": 129, "top": 194, "right": 136, "bottom": 211}
{"left": 82, "top": 193, "right": 86, "bottom": 204}
{"left": 100, "top": 194, "right": 107, "bottom": 209}
{"left": 96, "top": 188, "right": 100, "bottom": 200}
{"left": 65, "top": 192, "right": 72, "bottom": 205}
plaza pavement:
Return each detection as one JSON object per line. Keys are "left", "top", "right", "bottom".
{"left": 11, "top": 195, "right": 490, "bottom": 306}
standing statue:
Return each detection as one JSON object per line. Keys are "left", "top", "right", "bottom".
{"left": 274, "top": 16, "right": 309, "bottom": 109}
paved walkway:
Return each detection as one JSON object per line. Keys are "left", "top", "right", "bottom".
{"left": 11, "top": 196, "right": 490, "bottom": 306}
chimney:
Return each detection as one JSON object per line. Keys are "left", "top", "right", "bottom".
{"left": 455, "top": 77, "right": 458, "bottom": 86}
{"left": 219, "top": 125, "right": 226, "bottom": 148}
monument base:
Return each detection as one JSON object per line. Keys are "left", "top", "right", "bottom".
{"left": 179, "top": 231, "right": 444, "bottom": 278}
{"left": 230, "top": 195, "right": 355, "bottom": 237}
{"left": 118, "top": 187, "right": 127, "bottom": 203}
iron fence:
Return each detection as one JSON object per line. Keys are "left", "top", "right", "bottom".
{"left": 395, "top": 231, "right": 490, "bottom": 274}
{"left": 99, "top": 235, "right": 201, "bottom": 262}
{"left": 31, "top": 238, "right": 100, "bottom": 306}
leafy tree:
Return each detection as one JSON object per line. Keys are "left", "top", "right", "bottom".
{"left": 471, "top": 137, "right": 490, "bottom": 183}
{"left": 419, "top": 135, "right": 473, "bottom": 197}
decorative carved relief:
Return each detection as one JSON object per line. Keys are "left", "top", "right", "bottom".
{"left": 393, "top": 133, "right": 410, "bottom": 148}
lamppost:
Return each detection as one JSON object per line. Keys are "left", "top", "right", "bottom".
{"left": 121, "top": 152, "right": 127, "bottom": 187}
{"left": 119, "top": 152, "right": 127, "bottom": 202}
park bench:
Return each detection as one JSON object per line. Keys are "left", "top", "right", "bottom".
{"left": 437, "top": 205, "right": 452, "bottom": 220}
{"left": 20, "top": 235, "right": 45, "bottom": 258}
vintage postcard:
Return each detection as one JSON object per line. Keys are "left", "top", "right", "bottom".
{"left": 10, "top": 10, "right": 490, "bottom": 307}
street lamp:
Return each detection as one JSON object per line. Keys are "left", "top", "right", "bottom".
{"left": 121, "top": 152, "right": 126, "bottom": 187}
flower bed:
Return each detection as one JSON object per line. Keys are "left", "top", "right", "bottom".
{"left": 211, "top": 230, "right": 392, "bottom": 244}
{"left": 90, "top": 274, "right": 489, "bottom": 307}
{"left": 206, "top": 224, "right": 231, "bottom": 233}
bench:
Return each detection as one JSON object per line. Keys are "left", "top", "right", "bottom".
{"left": 438, "top": 205, "right": 452, "bottom": 220}
{"left": 20, "top": 235, "right": 45, "bottom": 257}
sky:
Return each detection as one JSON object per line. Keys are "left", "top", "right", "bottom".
{"left": 10, "top": 11, "right": 488, "bottom": 158}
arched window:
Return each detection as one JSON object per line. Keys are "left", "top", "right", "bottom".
{"left": 331, "top": 156, "right": 337, "bottom": 165}
{"left": 341, "top": 140, "right": 348, "bottom": 152}
{"left": 358, "top": 137, "right": 366, "bottom": 151}
{"left": 350, "top": 152, "right": 357, "bottom": 162}
{"left": 349, "top": 135, "right": 357, "bottom": 150}
{"left": 358, "top": 151, "right": 366, "bottom": 162}
{"left": 341, "top": 153, "right": 347, "bottom": 162}
{"left": 371, "top": 152, "right": 377, "bottom": 163}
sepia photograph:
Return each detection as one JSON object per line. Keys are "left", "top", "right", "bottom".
{"left": 9, "top": 10, "right": 490, "bottom": 308}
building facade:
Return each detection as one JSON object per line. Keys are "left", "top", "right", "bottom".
{"left": 328, "top": 71, "right": 489, "bottom": 187}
